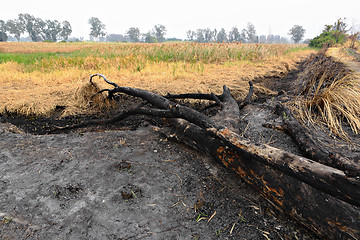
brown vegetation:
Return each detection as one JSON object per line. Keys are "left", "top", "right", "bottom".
{"left": 0, "top": 42, "right": 313, "bottom": 117}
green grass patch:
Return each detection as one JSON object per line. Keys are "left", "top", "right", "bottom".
{"left": 0, "top": 52, "right": 61, "bottom": 65}
{"left": 0, "top": 43, "right": 312, "bottom": 73}
{"left": 0, "top": 51, "right": 90, "bottom": 72}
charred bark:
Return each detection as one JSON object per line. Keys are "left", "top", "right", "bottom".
{"left": 51, "top": 74, "right": 360, "bottom": 239}
{"left": 275, "top": 103, "right": 360, "bottom": 177}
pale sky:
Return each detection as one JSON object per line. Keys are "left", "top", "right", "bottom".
{"left": 2, "top": 0, "right": 360, "bottom": 40}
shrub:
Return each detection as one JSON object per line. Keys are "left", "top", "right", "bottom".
{"left": 309, "top": 31, "right": 347, "bottom": 48}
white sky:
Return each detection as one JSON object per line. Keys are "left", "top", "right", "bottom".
{"left": 2, "top": 0, "right": 360, "bottom": 40}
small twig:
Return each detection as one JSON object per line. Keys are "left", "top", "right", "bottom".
{"left": 170, "top": 199, "right": 186, "bottom": 208}
{"left": 207, "top": 211, "right": 217, "bottom": 223}
{"left": 230, "top": 222, "right": 236, "bottom": 234}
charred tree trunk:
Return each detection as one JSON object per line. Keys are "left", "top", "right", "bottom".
{"left": 167, "top": 96, "right": 360, "bottom": 240}
{"left": 275, "top": 103, "right": 360, "bottom": 177}
{"left": 52, "top": 74, "right": 360, "bottom": 239}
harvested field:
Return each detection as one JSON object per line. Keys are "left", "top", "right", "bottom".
{"left": 1, "top": 42, "right": 359, "bottom": 240}
{"left": 0, "top": 42, "right": 313, "bottom": 117}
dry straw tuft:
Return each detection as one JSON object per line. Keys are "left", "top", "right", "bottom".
{"left": 62, "top": 81, "right": 114, "bottom": 117}
{"left": 293, "top": 52, "right": 360, "bottom": 141}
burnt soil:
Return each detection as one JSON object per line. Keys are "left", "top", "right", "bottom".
{"left": 0, "top": 60, "right": 340, "bottom": 240}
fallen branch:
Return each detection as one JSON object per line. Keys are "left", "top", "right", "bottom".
{"left": 50, "top": 73, "right": 360, "bottom": 239}
{"left": 276, "top": 103, "right": 360, "bottom": 177}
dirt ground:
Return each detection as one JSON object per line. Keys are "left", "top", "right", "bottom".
{"left": 0, "top": 58, "right": 343, "bottom": 240}
{"left": 0, "top": 119, "right": 319, "bottom": 240}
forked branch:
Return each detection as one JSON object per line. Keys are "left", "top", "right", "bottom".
{"left": 50, "top": 74, "right": 360, "bottom": 208}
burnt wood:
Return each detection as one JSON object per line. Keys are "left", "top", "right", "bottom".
{"left": 51, "top": 74, "right": 360, "bottom": 239}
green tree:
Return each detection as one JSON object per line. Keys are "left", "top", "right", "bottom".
{"left": 143, "top": 32, "right": 157, "bottom": 43}
{"left": 288, "top": 25, "right": 306, "bottom": 43}
{"left": 35, "top": 18, "right": 47, "bottom": 41}
{"left": 0, "top": 31, "right": 7, "bottom": 41}
{"left": 126, "top": 27, "right": 140, "bottom": 42}
{"left": 44, "top": 20, "right": 62, "bottom": 41}
{"left": 19, "top": 14, "right": 43, "bottom": 42}
{"left": 153, "top": 24, "right": 166, "bottom": 43}
{"left": 246, "top": 22, "right": 257, "bottom": 43}
{"left": 60, "top": 21, "right": 72, "bottom": 40}
{"left": 195, "top": 29, "right": 205, "bottom": 43}
{"left": 204, "top": 28, "right": 216, "bottom": 42}
{"left": 0, "top": 20, "right": 8, "bottom": 42}
{"left": 88, "top": 17, "right": 106, "bottom": 41}
{"left": 6, "top": 19, "right": 25, "bottom": 42}
{"left": 186, "top": 30, "right": 196, "bottom": 41}
{"left": 216, "top": 28, "right": 227, "bottom": 43}
{"left": 309, "top": 31, "right": 344, "bottom": 48}
{"left": 323, "top": 25, "right": 333, "bottom": 33}
{"left": 240, "top": 29, "right": 248, "bottom": 42}
{"left": 106, "top": 34, "right": 127, "bottom": 42}
{"left": 333, "top": 18, "right": 348, "bottom": 43}
{"left": 309, "top": 19, "right": 349, "bottom": 48}
{"left": 228, "top": 26, "right": 241, "bottom": 42}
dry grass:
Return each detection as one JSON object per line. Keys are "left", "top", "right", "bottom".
{"left": 0, "top": 42, "right": 314, "bottom": 117}
{"left": 0, "top": 42, "right": 94, "bottom": 53}
{"left": 292, "top": 50, "right": 360, "bottom": 141}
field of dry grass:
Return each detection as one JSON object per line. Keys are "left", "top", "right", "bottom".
{"left": 0, "top": 42, "right": 314, "bottom": 117}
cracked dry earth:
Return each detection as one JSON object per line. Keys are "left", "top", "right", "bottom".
{"left": 0, "top": 117, "right": 317, "bottom": 239}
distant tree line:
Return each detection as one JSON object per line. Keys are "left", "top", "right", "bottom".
{"left": 89, "top": 18, "right": 304, "bottom": 44}
{"left": 186, "top": 23, "right": 258, "bottom": 43}
{"left": 0, "top": 13, "right": 72, "bottom": 42}
{"left": 0, "top": 14, "right": 308, "bottom": 44}
{"left": 88, "top": 17, "right": 168, "bottom": 43}
{"left": 185, "top": 23, "right": 304, "bottom": 44}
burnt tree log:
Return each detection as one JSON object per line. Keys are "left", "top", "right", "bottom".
{"left": 275, "top": 103, "right": 360, "bottom": 177}
{"left": 52, "top": 73, "right": 360, "bottom": 239}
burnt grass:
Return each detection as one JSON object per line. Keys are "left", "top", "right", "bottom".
{"left": 0, "top": 62, "right": 329, "bottom": 239}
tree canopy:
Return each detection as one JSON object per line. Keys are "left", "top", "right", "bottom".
{"left": 185, "top": 23, "right": 263, "bottom": 43}
{"left": 309, "top": 18, "right": 350, "bottom": 48}
{"left": 88, "top": 17, "right": 106, "bottom": 41}
{"left": 126, "top": 27, "right": 140, "bottom": 42}
{"left": 153, "top": 24, "right": 167, "bottom": 43}
{"left": 288, "top": 25, "right": 306, "bottom": 43}
{"left": 0, "top": 14, "right": 73, "bottom": 42}
{"left": 0, "top": 20, "right": 8, "bottom": 42}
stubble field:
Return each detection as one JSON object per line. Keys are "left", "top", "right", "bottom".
{"left": 0, "top": 42, "right": 314, "bottom": 117}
